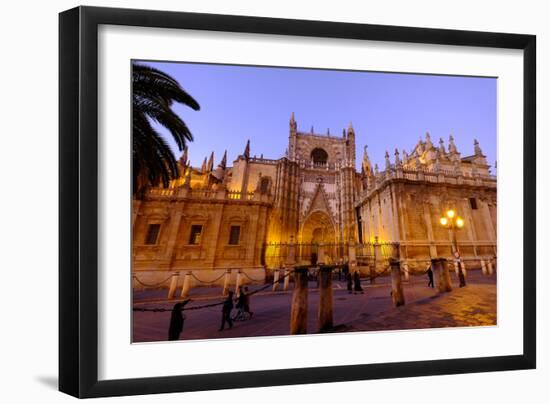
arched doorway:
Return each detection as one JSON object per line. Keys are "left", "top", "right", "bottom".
{"left": 301, "top": 211, "right": 335, "bottom": 244}
{"left": 300, "top": 211, "right": 337, "bottom": 264}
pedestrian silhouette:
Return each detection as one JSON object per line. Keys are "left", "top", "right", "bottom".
{"left": 426, "top": 265, "right": 434, "bottom": 288}
{"left": 168, "top": 299, "right": 190, "bottom": 341}
{"left": 342, "top": 261, "right": 349, "bottom": 279}
{"left": 346, "top": 271, "right": 353, "bottom": 293}
{"left": 353, "top": 271, "right": 364, "bottom": 294}
{"left": 458, "top": 266, "right": 466, "bottom": 287}
{"left": 236, "top": 286, "right": 254, "bottom": 318}
{"left": 219, "top": 291, "right": 234, "bottom": 331}
{"left": 311, "top": 252, "right": 318, "bottom": 266}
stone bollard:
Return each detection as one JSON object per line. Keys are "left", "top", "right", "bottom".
{"left": 390, "top": 259, "right": 405, "bottom": 307}
{"left": 432, "top": 258, "right": 452, "bottom": 293}
{"left": 167, "top": 272, "right": 180, "bottom": 299}
{"left": 481, "top": 259, "right": 487, "bottom": 275}
{"left": 318, "top": 266, "right": 334, "bottom": 332}
{"left": 283, "top": 268, "right": 290, "bottom": 291}
{"left": 290, "top": 267, "right": 309, "bottom": 335}
{"left": 402, "top": 262, "right": 410, "bottom": 282}
{"left": 234, "top": 270, "right": 243, "bottom": 296}
{"left": 272, "top": 269, "right": 280, "bottom": 291}
{"left": 488, "top": 260, "right": 494, "bottom": 275}
{"left": 180, "top": 271, "right": 192, "bottom": 298}
{"left": 222, "top": 269, "right": 231, "bottom": 296}
{"left": 371, "top": 244, "right": 382, "bottom": 285}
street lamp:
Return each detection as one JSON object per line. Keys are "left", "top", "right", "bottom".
{"left": 440, "top": 209, "right": 466, "bottom": 286}
{"left": 439, "top": 209, "right": 464, "bottom": 255}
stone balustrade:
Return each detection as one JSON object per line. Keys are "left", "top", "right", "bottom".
{"left": 362, "top": 166, "right": 496, "bottom": 199}
{"left": 147, "top": 186, "right": 270, "bottom": 203}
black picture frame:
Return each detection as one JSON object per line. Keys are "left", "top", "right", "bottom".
{"left": 59, "top": 6, "right": 536, "bottom": 398}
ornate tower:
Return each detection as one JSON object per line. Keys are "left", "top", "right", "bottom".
{"left": 270, "top": 157, "right": 300, "bottom": 243}
{"left": 339, "top": 123, "right": 358, "bottom": 244}
{"left": 288, "top": 112, "right": 298, "bottom": 161}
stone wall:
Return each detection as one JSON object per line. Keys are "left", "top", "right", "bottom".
{"left": 133, "top": 195, "right": 271, "bottom": 274}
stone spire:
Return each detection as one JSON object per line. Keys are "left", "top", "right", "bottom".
{"left": 207, "top": 151, "right": 214, "bottom": 172}
{"left": 201, "top": 157, "right": 207, "bottom": 173}
{"left": 346, "top": 122, "right": 356, "bottom": 165}
{"left": 179, "top": 146, "right": 188, "bottom": 165}
{"left": 289, "top": 111, "right": 297, "bottom": 131}
{"left": 385, "top": 150, "right": 391, "bottom": 170}
{"left": 362, "top": 145, "right": 372, "bottom": 173}
{"left": 425, "top": 132, "right": 433, "bottom": 149}
{"left": 439, "top": 138, "right": 446, "bottom": 155}
{"left": 394, "top": 148, "right": 402, "bottom": 167}
{"left": 219, "top": 149, "right": 227, "bottom": 170}
{"left": 243, "top": 139, "right": 250, "bottom": 160}
{"left": 374, "top": 163, "right": 379, "bottom": 175}
{"left": 474, "top": 139, "right": 483, "bottom": 156}
{"left": 310, "top": 125, "right": 314, "bottom": 134}
{"left": 347, "top": 122, "right": 355, "bottom": 136}
{"left": 183, "top": 167, "right": 191, "bottom": 188}
{"left": 326, "top": 128, "right": 330, "bottom": 136}
{"left": 417, "top": 136, "right": 425, "bottom": 154}
{"left": 402, "top": 149, "right": 409, "bottom": 165}
{"left": 448, "top": 134, "right": 458, "bottom": 154}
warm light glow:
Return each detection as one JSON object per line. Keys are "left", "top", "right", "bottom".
{"left": 456, "top": 217, "right": 464, "bottom": 228}
{"left": 446, "top": 210, "right": 456, "bottom": 219}
{"left": 440, "top": 217, "right": 448, "bottom": 226}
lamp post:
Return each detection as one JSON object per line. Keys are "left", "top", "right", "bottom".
{"left": 439, "top": 209, "right": 466, "bottom": 287}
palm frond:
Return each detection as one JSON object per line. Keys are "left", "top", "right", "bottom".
{"left": 132, "top": 62, "right": 200, "bottom": 198}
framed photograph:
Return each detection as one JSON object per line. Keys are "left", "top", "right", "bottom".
{"left": 59, "top": 6, "right": 536, "bottom": 398}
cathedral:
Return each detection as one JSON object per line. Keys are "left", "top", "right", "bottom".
{"left": 132, "top": 113, "right": 497, "bottom": 287}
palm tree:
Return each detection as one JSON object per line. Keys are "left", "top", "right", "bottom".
{"left": 132, "top": 63, "right": 200, "bottom": 198}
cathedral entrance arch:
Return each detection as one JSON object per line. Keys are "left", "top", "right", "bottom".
{"left": 299, "top": 210, "right": 338, "bottom": 264}
{"left": 301, "top": 210, "right": 336, "bottom": 244}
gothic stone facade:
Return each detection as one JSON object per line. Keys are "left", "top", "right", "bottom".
{"left": 133, "top": 114, "right": 496, "bottom": 286}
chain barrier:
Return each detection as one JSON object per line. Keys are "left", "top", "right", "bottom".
{"left": 189, "top": 271, "right": 226, "bottom": 285}
{"left": 133, "top": 274, "right": 174, "bottom": 288}
{"left": 133, "top": 269, "right": 295, "bottom": 313}
{"left": 133, "top": 256, "right": 496, "bottom": 315}
{"left": 240, "top": 271, "right": 266, "bottom": 283}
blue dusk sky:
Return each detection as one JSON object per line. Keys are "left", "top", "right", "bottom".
{"left": 138, "top": 60, "right": 497, "bottom": 171}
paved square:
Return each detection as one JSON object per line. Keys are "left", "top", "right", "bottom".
{"left": 133, "top": 270, "right": 496, "bottom": 343}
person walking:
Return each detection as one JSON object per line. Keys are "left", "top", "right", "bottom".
{"left": 168, "top": 299, "right": 190, "bottom": 341}
{"left": 236, "top": 286, "right": 253, "bottom": 317}
{"left": 426, "top": 264, "right": 434, "bottom": 288}
{"left": 342, "top": 261, "right": 349, "bottom": 280}
{"left": 454, "top": 251, "right": 466, "bottom": 287}
{"left": 353, "top": 271, "right": 364, "bottom": 294}
{"left": 219, "top": 291, "right": 234, "bottom": 331}
{"left": 346, "top": 270, "right": 353, "bottom": 293}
